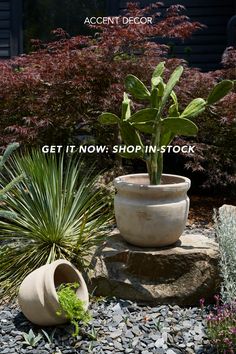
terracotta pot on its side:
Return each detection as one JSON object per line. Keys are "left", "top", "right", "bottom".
{"left": 114, "top": 173, "right": 191, "bottom": 247}
{"left": 18, "top": 259, "right": 89, "bottom": 326}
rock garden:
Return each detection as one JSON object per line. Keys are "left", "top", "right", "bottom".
{"left": 0, "top": 2, "right": 236, "bottom": 354}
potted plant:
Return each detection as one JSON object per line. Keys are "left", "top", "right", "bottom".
{"left": 18, "top": 259, "right": 89, "bottom": 326}
{"left": 99, "top": 62, "right": 234, "bottom": 247}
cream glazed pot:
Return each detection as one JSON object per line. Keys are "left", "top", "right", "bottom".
{"left": 114, "top": 173, "right": 191, "bottom": 247}
{"left": 18, "top": 259, "right": 89, "bottom": 326}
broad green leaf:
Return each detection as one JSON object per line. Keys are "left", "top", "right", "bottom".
{"left": 162, "top": 117, "right": 198, "bottom": 136}
{"left": 120, "top": 150, "right": 144, "bottom": 159}
{"left": 168, "top": 104, "right": 179, "bottom": 117}
{"left": 158, "top": 80, "right": 165, "bottom": 97}
{"left": 151, "top": 76, "right": 162, "bottom": 88}
{"left": 160, "top": 65, "right": 183, "bottom": 112}
{"left": 207, "top": 80, "right": 233, "bottom": 105}
{"left": 180, "top": 98, "right": 206, "bottom": 119}
{"left": 156, "top": 81, "right": 165, "bottom": 108}
{"left": 98, "top": 113, "right": 120, "bottom": 125}
{"left": 129, "top": 108, "right": 158, "bottom": 123}
{"left": 170, "top": 90, "right": 178, "bottom": 106}
{"left": 160, "top": 130, "right": 175, "bottom": 147}
{"left": 151, "top": 62, "right": 165, "bottom": 86}
{"left": 131, "top": 123, "right": 154, "bottom": 134}
{"left": 122, "top": 93, "right": 131, "bottom": 121}
{"left": 151, "top": 82, "right": 165, "bottom": 108}
{"left": 120, "top": 121, "right": 142, "bottom": 146}
{"left": 150, "top": 88, "right": 159, "bottom": 108}
{"left": 125, "top": 75, "right": 150, "bottom": 100}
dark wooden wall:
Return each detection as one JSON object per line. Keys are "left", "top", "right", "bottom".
{"left": 228, "top": 14, "right": 236, "bottom": 45}
{"left": 0, "top": 0, "right": 22, "bottom": 58}
{"left": 109, "top": 0, "right": 236, "bottom": 71}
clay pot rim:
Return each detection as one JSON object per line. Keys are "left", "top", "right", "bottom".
{"left": 114, "top": 173, "right": 191, "bottom": 191}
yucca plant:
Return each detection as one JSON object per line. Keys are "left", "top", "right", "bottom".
{"left": 0, "top": 142, "right": 23, "bottom": 219}
{"left": 0, "top": 150, "right": 112, "bottom": 300}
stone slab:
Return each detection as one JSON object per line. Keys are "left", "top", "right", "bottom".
{"left": 219, "top": 204, "right": 236, "bottom": 216}
{"left": 88, "top": 231, "right": 220, "bottom": 306}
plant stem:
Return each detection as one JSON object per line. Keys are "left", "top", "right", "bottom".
{"left": 146, "top": 158, "right": 151, "bottom": 179}
{"left": 157, "top": 152, "right": 163, "bottom": 184}
{"left": 149, "top": 87, "right": 162, "bottom": 185}
{"left": 150, "top": 115, "right": 162, "bottom": 185}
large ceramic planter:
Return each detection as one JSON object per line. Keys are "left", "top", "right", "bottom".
{"left": 114, "top": 173, "right": 191, "bottom": 247}
{"left": 18, "top": 259, "right": 89, "bottom": 326}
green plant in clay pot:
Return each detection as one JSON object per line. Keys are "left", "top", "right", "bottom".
{"left": 56, "top": 282, "right": 91, "bottom": 337}
{"left": 99, "top": 62, "right": 234, "bottom": 247}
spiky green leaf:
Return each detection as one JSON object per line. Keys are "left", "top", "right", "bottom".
{"left": 0, "top": 143, "right": 19, "bottom": 169}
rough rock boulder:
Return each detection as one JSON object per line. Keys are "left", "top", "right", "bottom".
{"left": 88, "top": 231, "right": 220, "bottom": 306}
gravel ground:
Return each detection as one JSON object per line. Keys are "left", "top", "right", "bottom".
{"left": 0, "top": 299, "right": 216, "bottom": 354}
{"left": 0, "top": 224, "right": 217, "bottom": 354}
